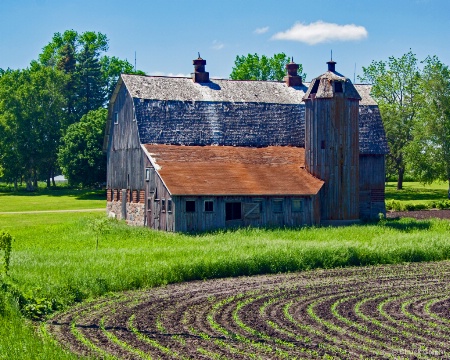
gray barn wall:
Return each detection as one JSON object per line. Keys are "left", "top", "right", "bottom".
{"left": 359, "top": 154, "right": 386, "bottom": 219}
{"left": 305, "top": 96, "right": 360, "bottom": 221}
{"left": 107, "top": 83, "right": 145, "bottom": 193}
{"left": 144, "top": 161, "right": 176, "bottom": 231}
{"left": 172, "top": 195, "right": 319, "bottom": 232}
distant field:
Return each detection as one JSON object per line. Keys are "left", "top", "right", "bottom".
{"left": 0, "top": 187, "right": 105, "bottom": 212}
{"left": 385, "top": 181, "right": 448, "bottom": 204}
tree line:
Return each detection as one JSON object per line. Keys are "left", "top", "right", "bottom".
{"left": 359, "top": 51, "right": 450, "bottom": 196}
{"left": 0, "top": 30, "right": 143, "bottom": 190}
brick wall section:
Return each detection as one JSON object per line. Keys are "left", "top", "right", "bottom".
{"left": 113, "top": 189, "right": 118, "bottom": 202}
{"left": 139, "top": 190, "right": 145, "bottom": 204}
{"left": 107, "top": 189, "right": 112, "bottom": 202}
{"left": 127, "top": 190, "right": 131, "bottom": 203}
{"left": 132, "top": 190, "right": 139, "bottom": 203}
{"left": 371, "top": 189, "right": 385, "bottom": 202}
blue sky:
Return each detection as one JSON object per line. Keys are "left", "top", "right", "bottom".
{"left": 1, "top": 0, "right": 449, "bottom": 82}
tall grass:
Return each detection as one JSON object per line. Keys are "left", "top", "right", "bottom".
{"left": 1, "top": 202, "right": 450, "bottom": 358}
{"left": 2, "top": 213, "right": 450, "bottom": 312}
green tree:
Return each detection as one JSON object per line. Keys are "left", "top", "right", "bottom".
{"left": 360, "top": 51, "right": 421, "bottom": 190}
{"left": 0, "top": 65, "right": 66, "bottom": 190}
{"left": 39, "top": 30, "right": 144, "bottom": 123}
{"left": 230, "top": 53, "right": 305, "bottom": 81}
{"left": 406, "top": 56, "right": 450, "bottom": 198}
{"left": 58, "top": 108, "right": 107, "bottom": 187}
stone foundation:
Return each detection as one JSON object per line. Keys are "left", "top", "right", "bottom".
{"left": 107, "top": 201, "right": 122, "bottom": 219}
{"left": 106, "top": 200, "right": 145, "bottom": 226}
{"left": 126, "top": 202, "right": 145, "bottom": 226}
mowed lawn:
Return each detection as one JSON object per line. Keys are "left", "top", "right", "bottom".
{"left": 385, "top": 181, "right": 449, "bottom": 204}
{"left": 0, "top": 188, "right": 105, "bottom": 212}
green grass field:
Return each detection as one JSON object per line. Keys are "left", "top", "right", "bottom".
{"left": 0, "top": 188, "right": 105, "bottom": 212}
{"left": 0, "top": 182, "right": 450, "bottom": 359}
{"left": 386, "top": 181, "right": 449, "bottom": 204}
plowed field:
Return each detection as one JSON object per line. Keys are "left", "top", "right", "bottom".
{"left": 47, "top": 261, "right": 450, "bottom": 359}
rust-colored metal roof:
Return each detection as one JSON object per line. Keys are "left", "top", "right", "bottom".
{"left": 143, "top": 145, "right": 324, "bottom": 196}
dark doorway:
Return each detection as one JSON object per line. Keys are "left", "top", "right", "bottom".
{"left": 226, "top": 202, "right": 241, "bottom": 221}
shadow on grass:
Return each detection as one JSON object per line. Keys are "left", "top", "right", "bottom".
{"left": 381, "top": 218, "right": 432, "bottom": 232}
{"left": 385, "top": 186, "right": 447, "bottom": 202}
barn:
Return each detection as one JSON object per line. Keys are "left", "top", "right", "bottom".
{"left": 103, "top": 57, "right": 388, "bottom": 232}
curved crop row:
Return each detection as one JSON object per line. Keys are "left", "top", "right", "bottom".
{"left": 47, "top": 261, "right": 450, "bottom": 359}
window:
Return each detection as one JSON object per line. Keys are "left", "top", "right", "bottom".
{"left": 167, "top": 199, "right": 172, "bottom": 212}
{"left": 186, "top": 200, "right": 196, "bottom": 213}
{"left": 145, "top": 168, "right": 151, "bottom": 181}
{"left": 273, "top": 199, "right": 284, "bottom": 213}
{"left": 292, "top": 199, "right": 303, "bottom": 213}
{"left": 226, "top": 202, "right": 241, "bottom": 221}
{"left": 132, "top": 107, "right": 136, "bottom": 122}
{"left": 147, "top": 198, "right": 151, "bottom": 211}
{"left": 161, "top": 199, "right": 166, "bottom": 212}
{"left": 114, "top": 111, "right": 119, "bottom": 124}
{"left": 204, "top": 200, "right": 214, "bottom": 212}
{"left": 335, "top": 81, "right": 343, "bottom": 93}
{"left": 243, "top": 202, "right": 261, "bottom": 219}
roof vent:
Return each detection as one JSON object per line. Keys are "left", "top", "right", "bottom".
{"left": 192, "top": 53, "right": 210, "bottom": 83}
{"left": 327, "top": 60, "right": 336, "bottom": 72}
{"left": 284, "top": 57, "right": 302, "bottom": 87}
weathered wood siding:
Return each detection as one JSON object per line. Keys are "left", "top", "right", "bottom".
{"left": 305, "top": 95, "right": 360, "bottom": 221}
{"left": 106, "top": 83, "right": 145, "bottom": 193}
{"left": 144, "top": 161, "right": 176, "bottom": 231}
{"left": 359, "top": 154, "right": 386, "bottom": 219}
{"left": 172, "top": 195, "right": 319, "bottom": 233}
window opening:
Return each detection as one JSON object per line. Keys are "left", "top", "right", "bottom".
{"left": 335, "top": 81, "right": 343, "bottom": 93}
{"left": 310, "top": 80, "right": 319, "bottom": 94}
{"left": 226, "top": 202, "right": 242, "bottom": 221}
{"left": 114, "top": 112, "right": 119, "bottom": 124}
{"left": 273, "top": 199, "right": 284, "bottom": 213}
{"left": 161, "top": 199, "right": 166, "bottom": 212}
{"left": 145, "top": 168, "right": 150, "bottom": 181}
{"left": 292, "top": 199, "right": 303, "bottom": 213}
{"left": 186, "top": 200, "right": 196, "bottom": 213}
{"left": 167, "top": 199, "right": 172, "bottom": 212}
{"left": 204, "top": 200, "right": 214, "bottom": 212}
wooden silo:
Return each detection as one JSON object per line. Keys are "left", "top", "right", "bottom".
{"left": 303, "top": 61, "right": 362, "bottom": 222}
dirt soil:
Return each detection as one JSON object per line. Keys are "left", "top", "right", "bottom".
{"left": 47, "top": 261, "right": 450, "bottom": 359}
{"left": 386, "top": 209, "right": 450, "bottom": 220}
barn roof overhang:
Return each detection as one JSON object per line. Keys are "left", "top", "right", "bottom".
{"left": 142, "top": 144, "right": 324, "bottom": 197}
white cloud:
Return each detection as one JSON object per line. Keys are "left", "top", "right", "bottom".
{"left": 150, "top": 71, "right": 190, "bottom": 77}
{"left": 211, "top": 40, "right": 224, "bottom": 50}
{"left": 254, "top": 26, "right": 269, "bottom": 35}
{"left": 271, "top": 21, "right": 368, "bottom": 45}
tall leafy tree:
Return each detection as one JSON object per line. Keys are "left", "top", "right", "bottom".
{"left": 360, "top": 51, "right": 421, "bottom": 190}
{"left": 58, "top": 108, "right": 107, "bottom": 187}
{"left": 406, "top": 56, "right": 450, "bottom": 198}
{"left": 230, "top": 53, "right": 305, "bottom": 81}
{"left": 76, "top": 43, "right": 106, "bottom": 115}
{"left": 0, "top": 65, "right": 67, "bottom": 190}
{"left": 39, "top": 30, "right": 144, "bottom": 123}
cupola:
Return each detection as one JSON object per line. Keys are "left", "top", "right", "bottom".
{"left": 284, "top": 57, "right": 302, "bottom": 87}
{"left": 192, "top": 53, "right": 210, "bottom": 83}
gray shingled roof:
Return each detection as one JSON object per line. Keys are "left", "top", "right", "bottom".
{"left": 119, "top": 75, "right": 388, "bottom": 155}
